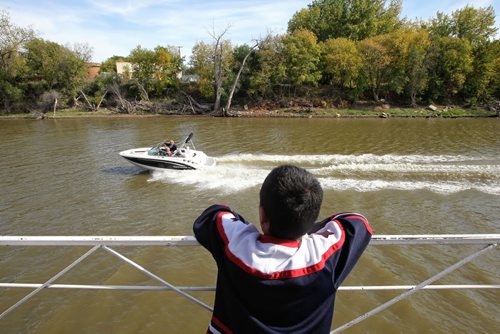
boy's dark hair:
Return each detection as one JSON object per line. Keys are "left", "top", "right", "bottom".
{"left": 260, "top": 165, "right": 323, "bottom": 240}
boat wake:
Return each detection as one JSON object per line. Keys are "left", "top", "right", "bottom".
{"left": 150, "top": 154, "right": 500, "bottom": 195}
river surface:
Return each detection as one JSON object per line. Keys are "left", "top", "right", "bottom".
{"left": 0, "top": 117, "right": 499, "bottom": 333}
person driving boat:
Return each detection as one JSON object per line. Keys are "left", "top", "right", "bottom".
{"left": 160, "top": 139, "right": 177, "bottom": 156}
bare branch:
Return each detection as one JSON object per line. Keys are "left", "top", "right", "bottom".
{"left": 95, "top": 89, "right": 108, "bottom": 110}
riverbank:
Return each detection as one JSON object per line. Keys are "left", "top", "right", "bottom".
{"left": 0, "top": 106, "right": 498, "bottom": 119}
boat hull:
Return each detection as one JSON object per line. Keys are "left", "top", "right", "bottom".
{"left": 119, "top": 147, "right": 215, "bottom": 171}
{"left": 121, "top": 156, "right": 196, "bottom": 170}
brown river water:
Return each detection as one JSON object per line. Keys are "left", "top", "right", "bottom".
{"left": 0, "top": 117, "right": 499, "bottom": 333}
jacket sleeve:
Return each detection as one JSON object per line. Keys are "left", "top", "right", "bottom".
{"left": 332, "top": 213, "right": 372, "bottom": 288}
{"left": 193, "top": 204, "right": 246, "bottom": 256}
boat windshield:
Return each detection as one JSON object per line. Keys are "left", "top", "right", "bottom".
{"left": 147, "top": 143, "right": 163, "bottom": 156}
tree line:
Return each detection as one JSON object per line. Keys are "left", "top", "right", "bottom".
{"left": 0, "top": 1, "right": 498, "bottom": 116}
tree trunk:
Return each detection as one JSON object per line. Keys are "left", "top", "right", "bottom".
{"left": 80, "top": 90, "right": 95, "bottom": 110}
{"left": 225, "top": 43, "right": 258, "bottom": 115}
{"left": 137, "top": 82, "right": 149, "bottom": 101}
{"left": 214, "top": 71, "right": 222, "bottom": 114}
{"left": 208, "top": 26, "right": 230, "bottom": 116}
{"left": 109, "top": 83, "right": 134, "bottom": 113}
{"left": 410, "top": 90, "right": 417, "bottom": 107}
{"left": 53, "top": 98, "right": 58, "bottom": 117}
{"left": 95, "top": 90, "right": 108, "bottom": 110}
{"left": 372, "top": 88, "right": 379, "bottom": 102}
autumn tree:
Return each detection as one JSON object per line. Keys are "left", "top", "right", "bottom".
{"left": 321, "top": 37, "right": 362, "bottom": 94}
{"left": 358, "top": 37, "right": 391, "bottom": 101}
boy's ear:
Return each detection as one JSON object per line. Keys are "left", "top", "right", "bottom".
{"left": 259, "top": 206, "right": 270, "bottom": 234}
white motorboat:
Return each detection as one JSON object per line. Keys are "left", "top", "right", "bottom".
{"left": 119, "top": 133, "right": 216, "bottom": 171}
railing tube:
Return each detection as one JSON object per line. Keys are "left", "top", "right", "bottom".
{"left": 103, "top": 246, "right": 213, "bottom": 312}
{"left": 0, "top": 245, "right": 100, "bottom": 320}
{"left": 330, "top": 243, "right": 498, "bottom": 333}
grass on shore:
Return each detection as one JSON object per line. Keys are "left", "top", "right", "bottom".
{"left": 0, "top": 108, "right": 118, "bottom": 118}
{"left": 276, "top": 106, "right": 496, "bottom": 117}
{"left": 0, "top": 106, "right": 497, "bottom": 118}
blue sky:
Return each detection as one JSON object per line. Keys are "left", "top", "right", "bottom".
{"left": 1, "top": 0, "right": 498, "bottom": 62}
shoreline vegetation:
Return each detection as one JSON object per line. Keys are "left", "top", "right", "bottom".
{"left": 1, "top": 3, "right": 499, "bottom": 119}
{"left": 1, "top": 104, "right": 497, "bottom": 119}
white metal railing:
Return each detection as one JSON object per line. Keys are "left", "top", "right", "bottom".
{"left": 1, "top": 234, "right": 498, "bottom": 333}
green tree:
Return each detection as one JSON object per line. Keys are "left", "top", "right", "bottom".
{"left": 429, "top": 6, "right": 497, "bottom": 44}
{"left": 451, "top": 6, "right": 497, "bottom": 102}
{"left": 101, "top": 55, "right": 127, "bottom": 73}
{"left": 228, "top": 44, "right": 258, "bottom": 98}
{"left": 282, "top": 29, "right": 322, "bottom": 92}
{"left": 288, "top": 0, "right": 402, "bottom": 41}
{"left": 128, "top": 45, "right": 156, "bottom": 99}
{"left": 225, "top": 42, "right": 259, "bottom": 113}
{"left": 23, "top": 38, "right": 87, "bottom": 101}
{"left": 287, "top": 6, "right": 321, "bottom": 36}
{"left": 404, "top": 30, "right": 431, "bottom": 106}
{"left": 426, "top": 5, "right": 498, "bottom": 102}
{"left": 426, "top": 36, "right": 473, "bottom": 101}
{"left": 151, "top": 45, "right": 181, "bottom": 94}
{"left": 452, "top": 6, "right": 497, "bottom": 46}
{"left": 0, "top": 10, "right": 34, "bottom": 111}
{"left": 189, "top": 34, "right": 234, "bottom": 113}
{"left": 428, "top": 12, "right": 454, "bottom": 39}
{"left": 488, "top": 41, "right": 500, "bottom": 99}
{"left": 375, "top": 30, "right": 431, "bottom": 105}
{"left": 465, "top": 42, "right": 498, "bottom": 103}
{"left": 190, "top": 41, "right": 215, "bottom": 98}
{"left": 128, "top": 45, "right": 180, "bottom": 99}
{"left": 248, "top": 34, "right": 287, "bottom": 97}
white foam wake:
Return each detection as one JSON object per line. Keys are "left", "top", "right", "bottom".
{"left": 150, "top": 154, "right": 500, "bottom": 195}
{"left": 216, "top": 153, "right": 483, "bottom": 165}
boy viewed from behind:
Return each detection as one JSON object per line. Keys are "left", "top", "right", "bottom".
{"left": 194, "top": 165, "right": 372, "bottom": 333}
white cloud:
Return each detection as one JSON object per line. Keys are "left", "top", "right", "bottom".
{"left": 0, "top": 0, "right": 355, "bottom": 62}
